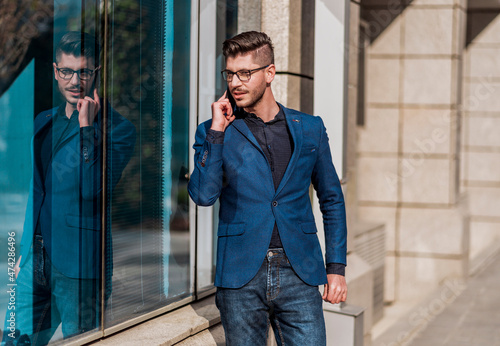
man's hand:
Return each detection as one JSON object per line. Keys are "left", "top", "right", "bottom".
{"left": 210, "top": 91, "right": 235, "bottom": 132}
{"left": 77, "top": 88, "right": 101, "bottom": 127}
{"left": 15, "top": 256, "right": 21, "bottom": 279}
{"left": 323, "top": 274, "right": 347, "bottom": 304}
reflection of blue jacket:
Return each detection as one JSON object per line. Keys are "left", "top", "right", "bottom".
{"left": 188, "top": 104, "right": 347, "bottom": 289}
{"left": 19, "top": 103, "right": 136, "bottom": 279}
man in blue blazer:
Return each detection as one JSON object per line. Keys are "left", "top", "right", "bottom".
{"left": 3, "top": 32, "right": 135, "bottom": 345}
{"left": 188, "top": 31, "right": 347, "bottom": 345}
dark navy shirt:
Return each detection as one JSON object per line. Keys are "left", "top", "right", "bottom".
{"left": 241, "top": 106, "right": 291, "bottom": 249}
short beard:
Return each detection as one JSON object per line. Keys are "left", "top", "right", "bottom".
{"left": 241, "top": 84, "right": 267, "bottom": 111}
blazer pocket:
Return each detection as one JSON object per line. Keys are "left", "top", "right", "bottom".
{"left": 66, "top": 215, "right": 100, "bottom": 231}
{"left": 300, "top": 221, "right": 318, "bottom": 234}
{"left": 218, "top": 222, "right": 245, "bottom": 237}
{"left": 301, "top": 144, "right": 318, "bottom": 153}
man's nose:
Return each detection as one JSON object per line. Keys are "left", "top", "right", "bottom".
{"left": 69, "top": 72, "right": 80, "bottom": 85}
{"left": 229, "top": 75, "right": 242, "bottom": 88}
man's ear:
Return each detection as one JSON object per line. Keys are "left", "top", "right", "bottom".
{"left": 266, "top": 64, "right": 276, "bottom": 84}
{"left": 53, "top": 63, "right": 59, "bottom": 80}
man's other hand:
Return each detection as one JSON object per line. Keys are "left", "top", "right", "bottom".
{"left": 322, "top": 274, "right": 347, "bottom": 304}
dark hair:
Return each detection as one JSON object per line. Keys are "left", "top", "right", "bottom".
{"left": 222, "top": 31, "right": 274, "bottom": 66}
{"left": 55, "top": 31, "right": 99, "bottom": 65}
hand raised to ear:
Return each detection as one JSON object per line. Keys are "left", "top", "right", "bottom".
{"left": 210, "top": 91, "right": 235, "bottom": 132}
{"left": 77, "top": 88, "right": 101, "bottom": 127}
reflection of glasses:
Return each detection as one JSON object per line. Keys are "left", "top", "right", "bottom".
{"left": 56, "top": 66, "right": 101, "bottom": 80}
{"left": 221, "top": 65, "right": 269, "bottom": 82}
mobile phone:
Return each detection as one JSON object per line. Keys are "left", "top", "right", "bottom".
{"left": 226, "top": 87, "right": 241, "bottom": 117}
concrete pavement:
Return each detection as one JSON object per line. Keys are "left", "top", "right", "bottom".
{"left": 408, "top": 251, "right": 500, "bottom": 346}
{"left": 373, "top": 250, "right": 500, "bottom": 346}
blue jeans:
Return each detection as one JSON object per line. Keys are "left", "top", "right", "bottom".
{"left": 216, "top": 249, "right": 326, "bottom": 346}
{"left": 2, "top": 235, "right": 99, "bottom": 346}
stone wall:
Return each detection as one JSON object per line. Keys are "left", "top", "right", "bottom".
{"left": 461, "top": 4, "right": 500, "bottom": 271}
{"left": 358, "top": 0, "right": 469, "bottom": 303}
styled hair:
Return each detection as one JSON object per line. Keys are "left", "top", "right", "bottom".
{"left": 55, "top": 31, "right": 99, "bottom": 65}
{"left": 222, "top": 31, "right": 274, "bottom": 66}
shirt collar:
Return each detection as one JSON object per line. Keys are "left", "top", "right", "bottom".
{"left": 243, "top": 103, "right": 284, "bottom": 124}
{"left": 55, "top": 103, "right": 78, "bottom": 122}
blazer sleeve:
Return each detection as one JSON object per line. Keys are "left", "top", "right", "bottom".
{"left": 188, "top": 121, "right": 225, "bottom": 206}
{"left": 311, "top": 117, "right": 348, "bottom": 266}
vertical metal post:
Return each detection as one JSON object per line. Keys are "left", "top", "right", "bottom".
{"left": 100, "top": 0, "right": 109, "bottom": 336}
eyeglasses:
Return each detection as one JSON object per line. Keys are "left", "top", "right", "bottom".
{"left": 56, "top": 66, "right": 101, "bottom": 81}
{"left": 221, "top": 65, "right": 270, "bottom": 82}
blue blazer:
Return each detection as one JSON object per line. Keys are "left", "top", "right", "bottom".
{"left": 188, "top": 105, "right": 347, "bottom": 288}
{"left": 19, "top": 103, "right": 136, "bottom": 279}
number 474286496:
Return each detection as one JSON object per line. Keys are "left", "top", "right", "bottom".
{"left": 7, "top": 231, "right": 16, "bottom": 283}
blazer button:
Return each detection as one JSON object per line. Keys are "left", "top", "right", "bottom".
{"left": 272, "top": 201, "right": 278, "bottom": 207}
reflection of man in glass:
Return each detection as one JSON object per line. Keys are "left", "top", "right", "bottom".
{"left": 1, "top": 32, "right": 136, "bottom": 345}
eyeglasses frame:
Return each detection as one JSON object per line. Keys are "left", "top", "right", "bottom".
{"left": 55, "top": 66, "right": 101, "bottom": 81}
{"left": 221, "top": 65, "right": 270, "bottom": 82}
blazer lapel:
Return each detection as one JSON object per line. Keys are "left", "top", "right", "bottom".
{"left": 275, "top": 107, "right": 303, "bottom": 197}
{"left": 33, "top": 111, "right": 54, "bottom": 191}
{"left": 230, "top": 118, "right": 266, "bottom": 158}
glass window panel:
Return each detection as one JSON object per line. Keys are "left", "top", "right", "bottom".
{"left": 1, "top": 1, "right": 103, "bottom": 344}
{"left": 0, "top": 60, "right": 35, "bottom": 341}
{"left": 105, "top": 0, "right": 192, "bottom": 327}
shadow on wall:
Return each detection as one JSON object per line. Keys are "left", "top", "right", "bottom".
{"left": 466, "top": 10, "right": 500, "bottom": 46}
{"left": 360, "top": 0, "right": 412, "bottom": 45}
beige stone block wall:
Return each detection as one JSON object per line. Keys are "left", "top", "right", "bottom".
{"left": 470, "top": 221, "right": 500, "bottom": 260}
{"left": 400, "top": 158, "right": 452, "bottom": 204}
{"left": 403, "top": 59, "right": 453, "bottom": 105}
{"left": 467, "top": 152, "right": 500, "bottom": 182}
{"left": 464, "top": 81, "right": 500, "bottom": 112}
{"left": 466, "top": 116, "right": 500, "bottom": 147}
{"left": 402, "top": 109, "right": 455, "bottom": 155}
{"left": 461, "top": 10, "right": 500, "bottom": 269}
{"left": 366, "top": 58, "right": 400, "bottom": 104}
{"left": 398, "top": 208, "right": 465, "bottom": 256}
{"left": 469, "top": 48, "right": 500, "bottom": 77}
{"left": 467, "top": 187, "right": 500, "bottom": 218}
{"left": 397, "top": 257, "right": 463, "bottom": 301}
{"left": 358, "top": 157, "right": 399, "bottom": 203}
{"left": 358, "top": 108, "right": 399, "bottom": 153}
{"left": 404, "top": 8, "right": 455, "bottom": 55}
{"left": 358, "top": 1, "right": 468, "bottom": 305}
